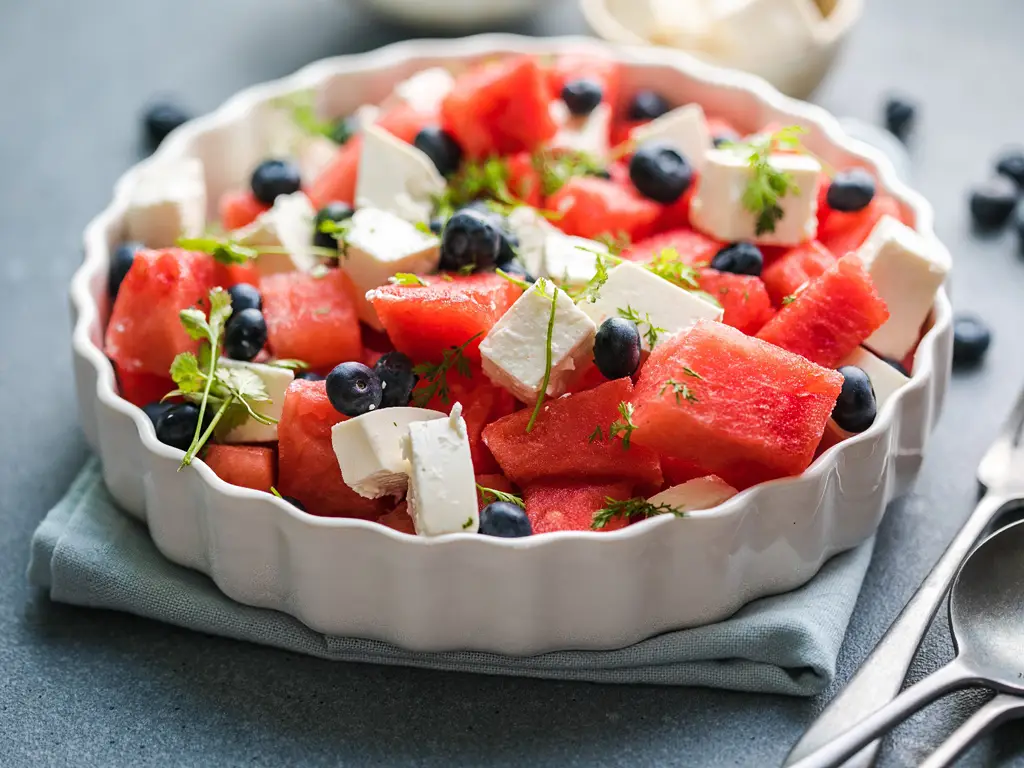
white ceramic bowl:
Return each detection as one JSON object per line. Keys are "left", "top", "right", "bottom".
{"left": 71, "top": 34, "right": 952, "bottom": 655}
{"left": 580, "top": 0, "right": 864, "bottom": 99}
{"left": 357, "top": 0, "right": 546, "bottom": 28}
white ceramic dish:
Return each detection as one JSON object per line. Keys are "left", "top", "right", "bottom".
{"left": 580, "top": 0, "right": 864, "bottom": 99}
{"left": 357, "top": 0, "right": 546, "bottom": 28}
{"left": 71, "top": 34, "right": 952, "bottom": 656}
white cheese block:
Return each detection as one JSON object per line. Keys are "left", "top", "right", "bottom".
{"left": 401, "top": 403, "right": 479, "bottom": 536}
{"left": 349, "top": 208, "right": 441, "bottom": 328}
{"left": 647, "top": 475, "right": 738, "bottom": 512}
{"left": 480, "top": 280, "right": 597, "bottom": 404}
{"left": 630, "top": 103, "right": 712, "bottom": 172}
{"left": 331, "top": 407, "right": 447, "bottom": 499}
{"left": 549, "top": 102, "right": 612, "bottom": 160}
{"left": 234, "top": 191, "right": 318, "bottom": 276}
{"left": 125, "top": 157, "right": 206, "bottom": 248}
{"left": 542, "top": 232, "right": 608, "bottom": 287}
{"left": 578, "top": 261, "right": 723, "bottom": 351}
{"left": 217, "top": 359, "right": 294, "bottom": 444}
{"left": 856, "top": 215, "right": 949, "bottom": 360}
{"left": 690, "top": 147, "right": 821, "bottom": 246}
{"left": 506, "top": 206, "right": 557, "bottom": 277}
{"left": 389, "top": 66, "right": 455, "bottom": 114}
{"left": 355, "top": 123, "right": 446, "bottom": 224}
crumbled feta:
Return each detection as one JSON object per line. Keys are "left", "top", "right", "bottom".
{"left": 506, "top": 206, "right": 557, "bottom": 277}
{"left": 125, "top": 157, "right": 206, "bottom": 248}
{"left": 542, "top": 232, "right": 608, "bottom": 287}
{"left": 234, "top": 191, "right": 318, "bottom": 276}
{"left": 355, "top": 123, "right": 445, "bottom": 224}
{"left": 647, "top": 475, "right": 738, "bottom": 512}
{"left": 216, "top": 359, "right": 294, "bottom": 444}
{"left": 630, "top": 103, "right": 712, "bottom": 172}
{"left": 549, "top": 102, "right": 612, "bottom": 159}
{"left": 388, "top": 67, "right": 455, "bottom": 114}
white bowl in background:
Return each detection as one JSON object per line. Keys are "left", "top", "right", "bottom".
{"left": 357, "top": 0, "right": 547, "bottom": 28}
{"left": 71, "top": 34, "right": 951, "bottom": 656}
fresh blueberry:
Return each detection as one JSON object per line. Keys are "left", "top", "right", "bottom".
{"left": 711, "top": 242, "right": 763, "bottom": 277}
{"left": 712, "top": 130, "right": 740, "bottom": 148}
{"left": 440, "top": 209, "right": 501, "bottom": 272}
{"left": 826, "top": 169, "right": 876, "bottom": 212}
{"left": 883, "top": 95, "right": 916, "bottom": 142}
{"left": 881, "top": 356, "right": 910, "bottom": 377}
{"left": 560, "top": 78, "right": 603, "bottom": 116}
{"left": 331, "top": 116, "right": 357, "bottom": 146}
{"left": 969, "top": 177, "right": 1017, "bottom": 230}
{"left": 593, "top": 317, "right": 642, "bottom": 380}
{"left": 250, "top": 159, "right": 302, "bottom": 205}
{"left": 374, "top": 351, "right": 418, "bottom": 408}
{"left": 108, "top": 241, "right": 143, "bottom": 298}
{"left": 326, "top": 362, "right": 383, "bottom": 417}
{"left": 629, "top": 143, "right": 693, "bottom": 204}
{"left": 479, "top": 502, "right": 533, "bottom": 538}
{"left": 142, "top": 401, "right": 174, "bottom": 427}
{"left": 155, "top": 403, "right": 203, "bottom": 451}
{"left": 295, "top": 371, "right": 325, "bottom": 381}
{"left": 414, "top": 126, "right": 463, "bottom": 177}
{"left": 313, "top": 202, "right": 355, "bottom": 250}
{"left": 952, "top": 314, "right": 992, "bottom": 368}
{"left": 995, "top": 150, "right": 1024, "bottom": 189}
{"left": 429, "top": 216, "right": 444, "bottom": 235}
{"left": 281, "top": 495, "right": 306, "bottom": 511}
{"left": 142, "top": 100, "right": 191, "bottom": 150}
{"left": 228, "top": 282, "right": 262, "bottom": 313}
{"left": 832, "top": 366, "right": 877, "bottom": 434}
{"left": 223, "top": 308, "right": 268, "bottom": 361}
{"left": 627, "top": 90, "right": 671, "bottom": 121}
{"left": 496, "top": 228, "right": 520, "bottom": 268}
{"left": 498, "top": 259, "right": 535, "bottom": 284}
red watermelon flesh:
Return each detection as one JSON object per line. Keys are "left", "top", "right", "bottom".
{"left": 696, "top": 269, "right": 774, "bottom": 335}
{"left": 213, "top": 261, "right": 260, "bottom": 290}
{"left": 660, "top": 455, "right": 706, "bottom": 488}
{"left": 651, "top": 179, "right": 698, "bottom": 233}
{"left": 548, "top": 176, "right": 660, "bottom": 242}
{"left": 202, "top": 444, "right": 275, "bottom": 493}
{"left": 105, "top": 248, "right": 216, "bottom": 376}
{"left": 546, "top": 53, "right": 622, "bottom": 111}
{"left": 623, "top": 227, "right": 721, "bottom": 266}
{"left": 506, "top": 151, "right": 543, "bottom": 208}
{"left": 760, "top": 240, "right": 836, "bottom": 306}
{"left": 564, "top": 360, "right": 610, "bottom": 394}
{"left": 114, "top": 365, "right": 174, "bottom": 408}
{"left": 219, "top": 190, "right": 270, "bottom": 231}
{"left": 524, "top": 481, "right": 633, "bottom": 533}
{"left": 482, "top": 378, "right": 663, "bottom": 490}
{"left": 475, "top": 473, "right": 516, "bottom": 512}
{"left": 818, "top": 195, "right": 903, "bottom": 257}
{"left": 756, "top": 255, "right": 890, "bottom": 368}
{"left": 277, "top": 380, "right": 383, "bottom": 519}
{"left": 631, "top": 319, "right": 843, "bottom": 489}
{"left": 378, "top": 503, "right": 417, "bottom": 534}
{"left": 260, "top": 269, "right": 363, "bottom": 370}
{"left": 369, "top": 273, "right": 522, "bottom": 364}
{"left": 706, "top": 116, "right": 741, "bottom": 140}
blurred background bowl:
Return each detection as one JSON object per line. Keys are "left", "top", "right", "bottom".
{"left": 357, "top": 0, "right": 549, "bottom": 28}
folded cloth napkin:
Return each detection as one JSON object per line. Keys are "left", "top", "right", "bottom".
{"left": 28, "top": 458, "right": 874, "bottom": 695}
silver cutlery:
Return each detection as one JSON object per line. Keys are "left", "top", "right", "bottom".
{"left": 919, "top": 694, "right": 1024, "bottom": 768}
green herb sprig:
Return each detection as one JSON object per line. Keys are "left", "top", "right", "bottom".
{"left": 724, "top": 125, "right": 807, "bottom": 235}
{"left": 389, "top": 273, "right": 428, "bottom": 287}
{"left": 618, "top": 306, "right": 666, "bottom": 349}
{"left": 532, "top": 149, "right": 606, "bottom": 197}
{"left": 476, "top": 485, "right": 526, "bottom": 509}
{"left": 660, "top": 378, "right": 699, "bottom": 405}
{"left": 411, "top": 332, "right": 482, "bottom": 407}
{"left": 591, "top": 497, "right": 685, "bottom": 530}
{"left": 178, "top": 235, "right": 337, "bottom": 266}
{"left": 525, "top": 279, "right": 560, "bottom": 433}
{"left": 608, "top": 401, "right": 637, "bottom": 449}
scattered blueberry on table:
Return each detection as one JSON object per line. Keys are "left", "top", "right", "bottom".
{"left": 883, "top": 95, "right": 916, "bottom": 142}
{"left": 952, "top": 314, "right": 992, "bottom": 368}
{"left": 832, "top": 366, "right": 878, "bottom": 434}
{"left": 326, "top": 361, "right": 383, "bottom": 416}
{"left": 479, "top": 502, "right": 532, "bottom": 537}
{"left": 995, "top": 149, "right": 1024, "bottom": 188}
{"left": 142, "top": 99, "right": 191, "bottom": 150}
{"left": 968, "top": 176, "right": 1018, "bottom": 230}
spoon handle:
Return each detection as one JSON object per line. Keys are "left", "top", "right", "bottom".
{"left": 789, "top": 659, "right": 978, "bottom": 768}
{"left": 919, "top": 694, "right": 1024, "bottom": 768}
{"left": 785, "top": 490, "right": 1013, "bottom": 767}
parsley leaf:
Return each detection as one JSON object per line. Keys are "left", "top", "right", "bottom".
{"left": 618, "top": 305, "right": 666, "bottom": 349}
{"left": 532, "top": 149, "right": 606, "bottom": 196}
{"left": 588, "top": 425, "right": 604, "bottom": 444}
{"left": 660, "top": 378, "right": 699, "bottom": 405}
{"left": 608, "top": 401, "right": 637, "bottom": 449}
{"left": 476, "top": 484, "right": 526, "bottom": 509}
{"left": 569, "top": 251, "right": 621, "bottom": 304}
{"left": 433, "top": 157, "right": 513, "bottom": 220}
{"left": 526, "top": 279, "right": 559, "bottom": 433}
{"left": 389, "top": 273, "right": 428, "bottom": 286}
{"left": 725, "top": 125, "right": 807, "bottom": 235}
{"left": 411, "top": 332, "right": 482, "bottom": 407}
{"left": 591, "top": 497, "right": 685, "bottom": 530}
{"left": 682, "top": 366, "right": 702, "bottom": 380}
{"left": 646, "top": 248, "right": 700, "bottom": 290}
{"left": 594, "top": 230, "right": 632, "bottom": 256}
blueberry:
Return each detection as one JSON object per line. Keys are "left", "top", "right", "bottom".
{"left": 968, "top": 177, "right": 1017, "bottom": 230}
{"left": 593, "top": 317, "right": 642, "bottom": 380}
{"left": 711, "top": 242, "right": 763, "bottom": 277}
{"left": 326, "top": 362, "right": 382, "bottom": 417}
{"left": 108, "top": 241, "right": 143, "bottom": 298}
{"left": 832, "top": 366, "right": 877, "bottom": 434}
{"left": 498, "top": 259, "right": 535, "bottom": 284}
{"left": 883, "top": 95, "right": 916, "bottom": 142}
{"left": 627, "top": 90, "right": 671, "bottom": 121}
{"left": 281, "top": 495, "right": 306, "bottom": 511}
{"left": 331, "top": 116, "right": 357, "bottom": 146}
{"left": 995, "top": 150, "right": 1024, "bottom": 189}
{"left": 496, "top": 228, "right": 520, "bottom": 268}
{"left": 142, "top": 100, "right": 191, "bottom": 150}
{"left": 313, "top": 202, "right": 355, "bottom": 250}
{"left": 155, "top": 403, "right": 203, "bottom": 451}
{"left": 712, "top": 130, "right": 740, "bottom": 148}
{"left": 142, "top": 401, "right": 174, "bottom": 427}
{"left": 560, "top": 78, "right": 603, "bottom": 116}
{"left": 228, "top": 282, "right": 262, "bottom": 313}
{"left": 414, "top": 126, "right": 463, "bottom": 177}
{"left": 251, "top": 159, "right": 301, "bottom": 205}
{"left": 479, "top": 502, "right": 533, "bottom": 538}
{"left": 952, "top": 314, "right": 992, "bottom": 368}
{"left": 223, "top": 308, "right": 268, "bottom": 361}
{"left": 374, "top": 351, "right": 418, "bottom": 408}
{"left": 428, "top": 216, "right": 444, "bottom": 235}
{"left": 881, "top": 356, "right": 910, "bottom": 377}
{"left": 826, "top": 169, "right": 876, "bottom": 212}
{"left": 440, "top": 209, "right": 501, "bottom": 272}
{"left": 295, "top": 371, "right": 325, "bottom": 381}
{"left": 629, "top": 143, "right": 693, "bottom": 204}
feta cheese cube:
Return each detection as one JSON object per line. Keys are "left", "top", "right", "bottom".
{"left": 355, "top": 123, "right": 446, "bottom": 224}
{"left": 647, "top": 475, "right": 738, "bottom": 512}
{"left": 331, "top": 407, "right": 447, "bottom": 499}
{"left": 388, "top": 66, "right": 455, "bottom": 114}
{"left": 234, "top": 191, "right": 318, "bottom": 276}
{"left": 542, "top": 232, "right": 608, "bottom": 287}
{"left": 857, "top": 215, "right": 950, "bottom": 360}
{"left": 125, "top": 157, "right": 206, "bottom": 248}
{"left": 549, "top": 102, "right": 612, "bottom": 159}
{"left": 480, "top": 280, "right": 597, "bottom": 403}
{"left": 690, "top": 147, "right": 821, "bottom": 246}
{"left": 506, "top": 206, "right": 557, "bottom": 277}
{"left": 216, "top": 359, "right": 294, "bottom": 444}
{"left": 348, "top": 208, "right": 441, "bottom": 328}
{"left": 630, "top": 103, "right": 712, "bottom": 171}
{"left": 401, "top": 403, "right": 478, "bottom": 536}
{"left": 578, "top": 261, "right": 723, "bottom": 350}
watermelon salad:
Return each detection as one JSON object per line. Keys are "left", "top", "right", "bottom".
{"left": 105, "top": 53, "right": 950, "bottom": 538}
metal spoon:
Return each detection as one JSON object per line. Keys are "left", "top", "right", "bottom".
{"left": 789, "top": 519, "right": 1024, "bottom": 768}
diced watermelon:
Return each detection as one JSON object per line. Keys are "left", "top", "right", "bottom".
{"left": 524, "top": 481, "right": 633, "bottom": 533}
{"left": 441, "top": 56, "right": 557, "bottom": 158}
{"left": 696, "top": 269, "right": 774, "bottom": 335}
{"left": 706, "top": 116, "right": 741, "bottom": 140}
{"left": 632, "top": 320, "right": 843, "bottom": 489}
{"left": 369, "top": 273, "right": 522, "bottom": 364}
{"left": 756, "top": 255, "right": 890, "bottom": 368}
{"left": 105, "top": 248, "right": 216, "bottom": 376}
{"left": 475, "top": 473, "right": 516, "bottom": 512}
{"left": 506, "top": 151, "right": 543, "bottom": 208}
{"left": 611, "top": 119, "right": 643, "bottom": 148}
{"left": 219, "top": 190, "right": 269, "bottom": 231}
{"left": 379, "top": 502, "right": 416, "bottom": 534}
{"left": 261, "top": 269, "right": 363, "bottom": 369}
{"left": 548, "top": 176, "right": 660, "bottom": 242}
{"left": 213, "top": 261, "right": 260, "bottom": 290}
{"left": 202, "top": 444, "right": 275, "bottom": 493}
{"left": 623, "top": 227, "right": 721, "bottom": 265}
{"left": 482, "top": 378, "right": 663, "bottom": 489}
{"left": 114, "top": 365, "right": 174, "bottom": 408}
{"left": 276, "top": 380, "right": 383, "bottom": 519}
{"left": 660, "top": 455, "right": 706, "bottom": 487}
{"left": 760, "top": 240, "right": 836, "bottom": 306}
{"left": 564, "top": 360, "right": 610, "bottom": 394}
{"left": 651, "top": 179, "right": 698, "bottom": 233}
{"left": 818, "top": 195, "right": 903, "bottom": 257}
{"left": 545, "top": 53, "right": 622, "bottom": 111}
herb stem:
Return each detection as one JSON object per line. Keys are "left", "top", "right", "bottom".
{"left": 182, "top": 395, "right": 231, "bottom": 468}
{"left": 526, "top": 283, "right": 558, "bottom": 433}
{"left": 186, "top": 349, "right": 220, "bottom": 468}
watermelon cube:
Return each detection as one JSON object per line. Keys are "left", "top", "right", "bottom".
{"left": 756, "top": 255, "right": 890, "bottom": 368}
{"left": 202, "top": 444, "right": 275, "bottom": 493}
{"left": 631, "top": 320, "right": 843, "bottom": 489}
{"left": 506, "top": 151, "right": 543, "bottom": 208}
{"left": 760, "top": 240, "right": 836, "bottom": 306}
{"left": 696, "top": 269, "right": 774, "bottom": 335}
{"left": 105, "top": 248, "right": 216, "bottom": 376}
{"left": 623, "top": 227, "right": 721, "bottom": 266}
{"left": 260, "top": 269, "right": 363, "bottom": 369}
{"left": 524, "top": 481, "right": 633, "bottom": 533}
{"left": 548, "top": 176, "right": 660, "bottom": 242}
{"left": 114, "top": 365, "right": 174, "bottom": 408}
{"left": 818, "top": 195, "right": 904, "bottom": 258}
{"left": 219, "top": 190, "right": 269, "bottom": 231}
{"left": 378, "top": 502, "right": 416, "bottom": 534}
{"left": 482, "top": 378, "right": 663, "bottom": 489}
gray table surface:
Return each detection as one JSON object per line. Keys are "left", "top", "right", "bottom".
{"left": 2, "top": 0, "right": 1023, "bottom": 765}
